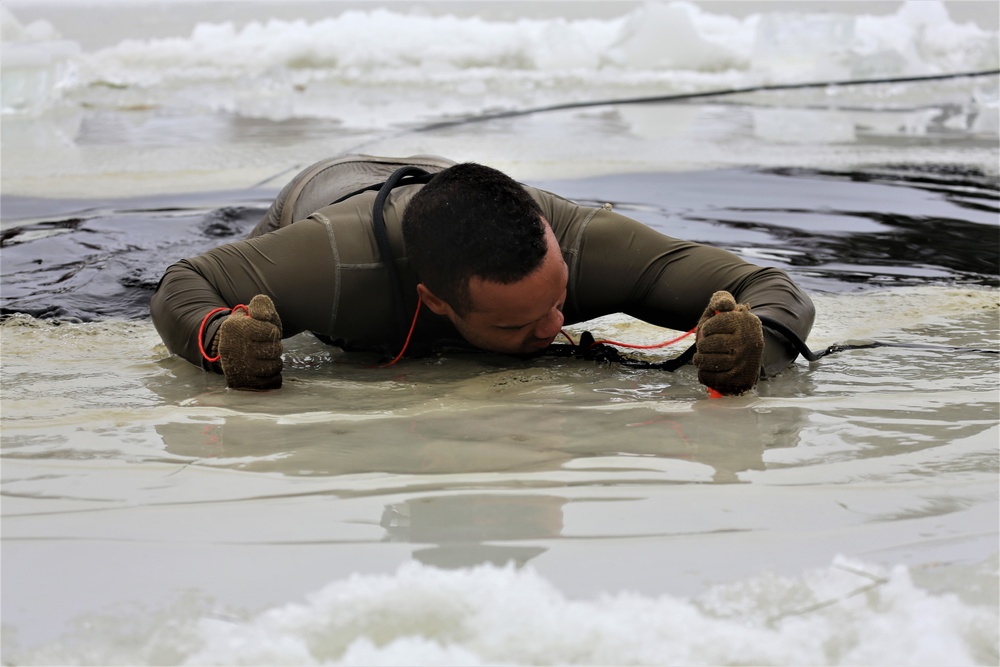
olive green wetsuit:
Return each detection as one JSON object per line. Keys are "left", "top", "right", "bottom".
{"left": 150, "top": 154, "right": 815, "bottom": 375}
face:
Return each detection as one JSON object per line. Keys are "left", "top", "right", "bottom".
{"left": 418, "top": 225, "right": 568, "bottom": 355}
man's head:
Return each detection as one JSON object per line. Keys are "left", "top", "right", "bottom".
{"left": 402, "top": 162, "right": 568, "bottom": 354}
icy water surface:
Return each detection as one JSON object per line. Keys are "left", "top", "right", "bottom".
{"left": 2, "top": 1, "right": 999, "bottom": 664}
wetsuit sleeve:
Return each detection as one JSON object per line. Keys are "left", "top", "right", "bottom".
{"left": 557, "top": 203, "right": 815, "bottom": 376}
{"left": 150, "top": 217, "right": 339, "bottom": 371}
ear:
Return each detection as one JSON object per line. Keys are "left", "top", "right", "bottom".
{"left": 416, "top": 283, "right": 453, "bottom": 317}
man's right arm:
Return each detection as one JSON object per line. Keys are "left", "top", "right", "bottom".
{"left": 150, "top": 218, "right": 340, "bottom": 370}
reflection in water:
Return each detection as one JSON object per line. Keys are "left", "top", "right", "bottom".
{"left": 143, "top": 348, "right": 797, "bottom": 581}
{"left": 381, "top": 494, "right": 563, "bottom": 570}
{"left": 152, "top": 398, "right": 785, "bottom": 482}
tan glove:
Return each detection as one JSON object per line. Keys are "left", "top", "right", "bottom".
{"left": 692, "top": 291, "right": 763, "bottom": 396}
{"left": 214, "top": 294, "right": 283, "bottom": 391}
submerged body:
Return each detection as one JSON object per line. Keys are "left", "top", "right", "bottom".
{"left": 150, "top": 155, "right": 814, "bottom": 382}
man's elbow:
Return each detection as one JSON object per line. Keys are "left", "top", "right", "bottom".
{"left": 148, "top": 264, "right": 195, "bottom": 361}
{"left": 149, "top": 268, "right": 177, "bottom": 340}
{"left": 759, "top": 282, "right": 816, "bottom": 377}
{"left": 797, "top": 288, "right": 816, "bottom": 337}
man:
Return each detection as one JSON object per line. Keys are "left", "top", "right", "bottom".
{"left": 150, "top": 154, "right": 815, "bottom": 395}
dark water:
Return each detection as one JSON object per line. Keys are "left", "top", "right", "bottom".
{"left": 1, "top": 165, "right": 997, "bottom": 321}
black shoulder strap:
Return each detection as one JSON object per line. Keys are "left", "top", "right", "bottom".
{"left": 369, "top": 167, "right": 433, "bottom": 350}
{"left": 330, "top": 171, "right": 436, "bottom": 207}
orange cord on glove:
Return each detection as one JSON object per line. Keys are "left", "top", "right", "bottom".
{"left": 198, "top": 304, "right": 248, "bottom": 363}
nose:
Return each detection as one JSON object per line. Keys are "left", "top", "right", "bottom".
{"left": 534, "top": 307, "right": 564, "bottom": 340}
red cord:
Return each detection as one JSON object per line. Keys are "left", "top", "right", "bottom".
{"left": 559, "top": 327, "right": 729, "bottom": 398}
{"left": 380, "top": 299, "right": 422, "bottom": 367}
{"left": 197, "top": 304, "right": 248, "bottom": 363}
{"left": 594, "top": 327, "right": 696, "bottom": 349}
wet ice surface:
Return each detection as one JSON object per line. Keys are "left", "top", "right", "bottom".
{"left": 1, "top": 285, "right": 998, "bottom": 665}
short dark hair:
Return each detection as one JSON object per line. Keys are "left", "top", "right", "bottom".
{"left": 402, "top": 162, "right": 547, "bottom": 315}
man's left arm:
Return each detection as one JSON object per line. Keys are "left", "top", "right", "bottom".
{"left": 559, "top": 205, "right": 815, "bottom": 377}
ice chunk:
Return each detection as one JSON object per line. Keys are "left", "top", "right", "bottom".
{"left": 751, "top": 12, "right": 856, "bottom": 81}
{"left": 606, "top": 2, "right": 742, "bottom": 72}
{"left": 0, "top": 7, "right": 80, "bottom": 115}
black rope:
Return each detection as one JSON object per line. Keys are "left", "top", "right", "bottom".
{"left": 757, "top": 315, "right": 999, "bottom": 361}
{"left": 413, "top": 68, "right": 1000, "bottom": 133}
{"left": 253, "top": 68, "right": 1000, "bottom": 188}
{"left": 370, "top": 167, "right": 432, "bottom": 350}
